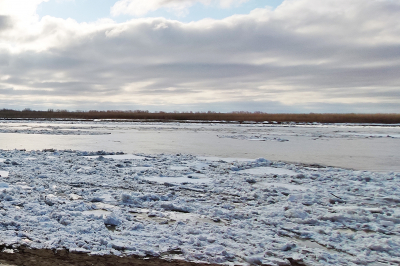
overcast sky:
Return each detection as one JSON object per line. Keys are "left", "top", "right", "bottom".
{"left": 0, "top": 0, "right": 399, "bottom": 113}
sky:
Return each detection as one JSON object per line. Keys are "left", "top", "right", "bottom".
{"left": 0, "top": 0, "right": 399, "bottom": 113}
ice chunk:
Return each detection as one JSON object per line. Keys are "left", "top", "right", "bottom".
{"left": 0, "top": 171, "right": 9, "bottom": 178}
{"left": 121, "top": 193, "right": 133, "bottom": 203}
{"left": 104, "top": 214, "right": 121, "bottom": 226}
{"left": 69, "top": 194, "right": 82, "bottom": 200}
{"left": 90, "top": 193, "right": 114, "bottom": 202}
{"left": 160, "top": 203, "right": 191, "bottom": 213}
{"left": 256, "top": 158, "right": 271, "bottom": 164}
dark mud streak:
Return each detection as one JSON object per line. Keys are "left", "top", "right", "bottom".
{"left": 0, "top": 247, "right": 220, "bottom": 266}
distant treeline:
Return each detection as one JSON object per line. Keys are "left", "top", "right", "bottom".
{"left": 0, "top": 108, "right": 400, "bottom": 124}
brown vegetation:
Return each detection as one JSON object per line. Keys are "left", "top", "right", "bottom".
{"left": 0, "top": 109, "right": 400, "bottom": 124}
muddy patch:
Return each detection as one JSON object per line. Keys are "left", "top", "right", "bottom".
{"left": 0, "top": 247, "right": 220, "bottom": 266}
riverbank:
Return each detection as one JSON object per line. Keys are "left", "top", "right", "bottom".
{"left": 1, "top": 110, "right": 400, "bottom": 124}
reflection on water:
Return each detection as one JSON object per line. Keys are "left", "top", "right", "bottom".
{"left": 0, "top": 121, "right": 399, "bottom": 172}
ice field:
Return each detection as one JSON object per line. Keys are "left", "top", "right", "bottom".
{"left": 0, "top": 120, "right": 399, "bottom": 265}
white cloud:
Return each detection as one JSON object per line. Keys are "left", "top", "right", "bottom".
{"left": 0, "top": 0, "right": 48, "bottom": 22}
{"left": 110, "top": 0, "right": 248, "bottom": 17}
{"left": 0, "top": 0, "right": 400, "bottom": 112}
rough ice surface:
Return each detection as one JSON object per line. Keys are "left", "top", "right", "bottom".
{"left": 238, "top": 167, "right": 298, "bottom": 176}
{"left": 0, "top": 149, "right": 399, "bottom": 266}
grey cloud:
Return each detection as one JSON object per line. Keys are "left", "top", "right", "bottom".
{"left": 0, "top": 15, "right": 11, "bottom": 31}
{"left": 0, "top": 87, "right": 14, "bottom": 95}
{"left": 1, "top": 0, "right": 400, "bottom": 112}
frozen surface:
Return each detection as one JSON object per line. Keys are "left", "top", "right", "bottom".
{"left": 239, "top": 167, "right": 298, "bottom": 176}
{"left": 0, "top": 149, "right": 399, "bottom": 266}
{"left": 0, "top": 123, "right": 108, "bottom": 135}
{"left": 0, "top": 120, "right": 399, "bottom": 172}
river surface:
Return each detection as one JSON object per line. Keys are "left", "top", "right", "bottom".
{"left": 0, "top": 120, "right": 399, "bottom": 172}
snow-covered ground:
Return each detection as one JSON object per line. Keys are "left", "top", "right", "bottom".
{"left": 0, "top": 149, "right": 399, "bottom": 266}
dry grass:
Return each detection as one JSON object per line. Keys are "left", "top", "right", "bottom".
{"left": 0, "top": 109, "right": 400, "bottom": 124}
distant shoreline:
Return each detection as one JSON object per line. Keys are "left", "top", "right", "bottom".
{"left": 1, "top": 109, "right": 400, "bottom": 124}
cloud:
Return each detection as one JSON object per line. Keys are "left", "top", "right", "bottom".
{"left": 110, "top": 0, "right": 249, "bottom": 17}
{"left": 0, "top": 0, "right": 400, "bottom": 112}
{"left": 0, "top": 0, "right": 48, "bottom": 21}
{"left": 0, "top": 15, "right": 11, "bottom": 31}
